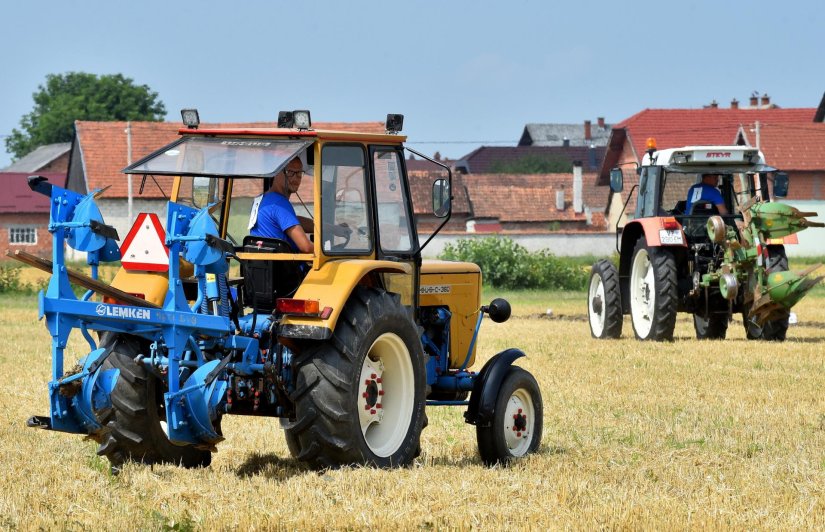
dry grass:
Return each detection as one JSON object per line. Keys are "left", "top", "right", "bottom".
{"left": 1, "top": 284, "right": 824, "bottom": 530}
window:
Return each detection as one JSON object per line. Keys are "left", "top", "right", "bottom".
{"left": 373, "top": 150, "right": 414, "bottom": 253}
{"left": 321, "top": 145, "right": 371, "bottom": 254}
{"left": 9, "top": 226, "right": 37, "bottom": 245}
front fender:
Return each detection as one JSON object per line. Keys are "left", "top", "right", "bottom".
{"left": 464, "top": 348, "right": 525, "bottom": 426}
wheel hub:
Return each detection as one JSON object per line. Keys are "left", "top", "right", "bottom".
{"left": 591, "top": 294, "right": 603, "bottom": 315}
{"left": 358, "top": 358, "right": 385, "bottom": 428}
{"left": 503, "top": 395, "right": 531, "bottom": 452}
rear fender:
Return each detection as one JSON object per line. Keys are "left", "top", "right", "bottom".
{"left": 464, "top": 348, "right": 525, "bottom": 426}
{"left": 279, "top": 259, "right": 412, "bottom": 340}
{"left": 619, "top": 218, "right": 686, "bottom": 313}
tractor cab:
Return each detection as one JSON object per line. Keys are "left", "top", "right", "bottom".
{"left": 123, "top": 111, "right": 451, "bottom": 340}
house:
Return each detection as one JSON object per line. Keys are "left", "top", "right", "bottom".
{"left": 519, "top": 118, "right": 611, "bottom": 147}
{"left": 735, "top": 122, "right": 825, "bottom": 201}
{"left": 66, "top": 120, "right": 387, "bottom": 243}
{"left": 1, "top": 142, "right": 71, "bottom": 173}
{"left": 0, "top": 172, "right": 65, "bottom": 259}
{"left": 454, "top": 145, "right": 605, "bottom": 174}
{"left": 597, "top": 97, "right": 817, "bottom": 229}
{"left": 461, "top": 168, "right": 607, "bottom": 232}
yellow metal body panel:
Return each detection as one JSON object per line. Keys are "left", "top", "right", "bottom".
{"left": 281, "top": 259, "right": 411, "bottom": 332}
{"left": 110, "top": 269, "right": 171, "bottom": 307}
{"left": 420, "top": 260, "right": 482, "bottom": 368}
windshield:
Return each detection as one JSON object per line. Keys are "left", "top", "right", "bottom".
{"left": 125, "top": 137, "right": 312, "bottom": 178}
{"left": 660, "top": 171, "right": 754, "bottom": 216}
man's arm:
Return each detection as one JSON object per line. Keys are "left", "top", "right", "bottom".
{"left": 285, "top": 225, "right": 314, "bottom": 253}
{"left": 297, "top": 215, "right": 314, "bottom": 233}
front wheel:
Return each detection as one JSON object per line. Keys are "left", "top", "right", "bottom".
{"left": 693, "top": 313, "right": 728, "bottom": 340}
{"left": 629, "top": 237, "right": 678, "bottom": 341}
{"left": 291, "top": 287, "right": 426, "bottom": 468}
{"left": 476, "top": 367, "right": 543, "bottom": 466}
{"left": 588, "top": 259, "right": 623, "bottom": 339}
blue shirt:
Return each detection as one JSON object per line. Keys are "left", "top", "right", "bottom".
{"left": 249, "top": 192, "right": 300, "bottom": 251}
{"left": 686, "top": 183, "right": 724, "bottom": 214}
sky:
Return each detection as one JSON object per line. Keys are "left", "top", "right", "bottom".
{"left": 1, "top": 0, "right": 824, "bottom": 169}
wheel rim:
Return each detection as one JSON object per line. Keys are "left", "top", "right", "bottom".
{"left": 630, "top": 248, "right": 655, "bottom": 338}
{"left": 357, "top": 332, "right": 415, "bottom": 458}
{"left": 588, "top": 273, "right": 606, "bottom": 336}
{"left": 503, "top": 388, "right": 535, "bottom": 457}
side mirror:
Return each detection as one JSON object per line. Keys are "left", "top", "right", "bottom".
{"left": 609, "top": 167, "right": 624, "bottom": 192}
{"left": 482, "top": 298, "right": 511, "bottom": 323}
{"left": 432, "top": 178, "right": 451, "bottom": 218}
{"left": 773, "top": 172, "right": 789, "bottom": 198}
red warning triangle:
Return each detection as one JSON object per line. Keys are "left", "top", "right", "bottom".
{"left": 120, "top": 213, "right": 169, "bottom": 272}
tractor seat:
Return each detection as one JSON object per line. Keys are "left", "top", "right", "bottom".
{"left": 240, "top": 236, "right": 305, "bottom": 313}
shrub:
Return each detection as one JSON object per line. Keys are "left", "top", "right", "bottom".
{"left": 0, "top": 264, "right": 25, "bottom": 293}
{"left": 439, "top": 237, "right": 589, "bottom": 290}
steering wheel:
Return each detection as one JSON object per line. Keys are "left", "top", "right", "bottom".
{"left": 330, "top": 223, "right": 353, "bottom": 251}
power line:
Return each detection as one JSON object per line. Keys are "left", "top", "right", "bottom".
{"left": 406, "top": 140, "right": 517, "bottom": 145}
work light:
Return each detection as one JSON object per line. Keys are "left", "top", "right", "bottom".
{"left": 180, "top": 108, "right": 200, "bottom": 129}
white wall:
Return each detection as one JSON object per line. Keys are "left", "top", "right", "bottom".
{"left": 781, "top": 200, "right": 825, "bottom": 257}
{"left": 419, "top": 232, "right": 616, "bottom": 258}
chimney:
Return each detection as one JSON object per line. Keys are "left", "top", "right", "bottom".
{"left": 573, "top": 161, "right": 583, "bottom": 213}
{"left": 731, "top": 98, "right": 739, "bottom": 110}
{"left": 761, "top": 93, "right": 770, "bottom": 107}
{"left": 597, "top": 117, "right": 605, "bottom": 129}
{"left": 562, "top": 136, "right": 570, "bottom": 147}
{"left": 709, "top": 100, "right": 718, "bottom": 109}
{"left": 555, "top": 188, "right": 566, "bottom": 211}
{"left": 584, "top": 120, "right": 592, "bottom": 141}
{"left": 750, "top": 93, "right": 759, "bottom": 107}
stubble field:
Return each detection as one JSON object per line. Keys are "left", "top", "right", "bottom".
{"left": 0, "top": 284, "right": 824, "bottom": 530}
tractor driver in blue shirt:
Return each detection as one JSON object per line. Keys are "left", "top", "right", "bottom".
{"left": 685, "top": 173, "right": 728, "bottom": 215}
{"left": 248, "top": 157, "right": 314, "bottom": 253}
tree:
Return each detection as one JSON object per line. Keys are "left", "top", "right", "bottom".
{"left": 6, "top": 72, "right": 166, "bottom": 159}
{"left": 489, "top": 154, "right": 573, "bottom": 174}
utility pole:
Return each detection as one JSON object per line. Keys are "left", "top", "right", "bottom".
{"left": 126, "top": 122, "right": 133, "bottom": 223}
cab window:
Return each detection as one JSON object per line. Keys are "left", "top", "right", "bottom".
{"left": 321, "top": 145, "right": 371, "bottom": 254}
{"left": 373, "top": 150, "right": 414, "bottom": 253}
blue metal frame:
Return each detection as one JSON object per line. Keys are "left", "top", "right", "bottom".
{"left": 35, "top": 183, "right": 243, "bottom": 444}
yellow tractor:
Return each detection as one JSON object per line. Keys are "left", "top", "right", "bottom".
{"left": 25, "top": 110, "right": 542, "bottom": 468}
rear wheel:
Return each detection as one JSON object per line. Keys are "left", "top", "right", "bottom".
{"left": 629, "top": 237, "right": 678, "bottom": 341}
{"left": 588, "top": 259, "right": 623, "bottom": 338}
{"left": 476, "top": 367, "right": 543, "bottom": 466}
{"left": 96, "top": 333, "right": 212, "bottom": 469}
{"left": 693, "top": 313, "right": 728, "bottom": 339}
{"left": 290, "top": 287, "right": 426, "bottom": 468}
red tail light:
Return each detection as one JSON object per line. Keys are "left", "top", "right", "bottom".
{"left": 662, "top": 218, "right": 680, "bottom": 230}
{"left": 276, "top": 298, "right": 330, "bottom": 317}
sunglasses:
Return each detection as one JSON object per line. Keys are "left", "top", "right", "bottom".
{"left": 285, "top": 169, "right": 304, "bottom": 178}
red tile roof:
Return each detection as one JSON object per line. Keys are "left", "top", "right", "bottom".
{"left": 616, "top": 107, "right": 816, "bottom": 161}
{"left": 75, "top": 120, "right": 386, "bottom": 198}
{"left": 739, "top": 122, "right": 825, "bottom": 170}
{"left": 0, "top": 172, "right": 66, "bottom": 214}
{"left": 409, "top": 171, "right": 471, "bottom": 215}
{"left": 463, "top": 173, "right": 603, "bottom": 223}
